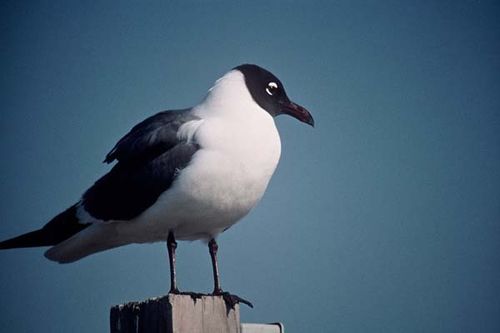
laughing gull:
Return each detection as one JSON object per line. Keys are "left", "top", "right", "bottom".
{"left": 0, "top": 64, "right": 314, "bottom": 299}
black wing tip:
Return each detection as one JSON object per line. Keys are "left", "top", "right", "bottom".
{"left": 0, "top": 229, "right": 52, "bottom": 249}
{"left": 0, "top": 204, "right": 90, "bottom": 251}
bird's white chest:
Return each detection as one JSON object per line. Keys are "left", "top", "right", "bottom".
{"left": 187, "top": 115, "right": 281, "bottom": 210}
{"left": 134, "top": 111, "right": 281, "bottom": 240}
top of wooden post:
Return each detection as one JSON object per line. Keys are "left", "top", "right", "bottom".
{"left": 110, "top": 294, "right": 240, "bottom": 333}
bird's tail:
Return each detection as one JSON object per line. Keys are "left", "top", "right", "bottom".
{"left": 0, "top": 205, "right": 89, "bottom": 250}
{"left": 1, "top": 204, "right": 135, "bottom": 263}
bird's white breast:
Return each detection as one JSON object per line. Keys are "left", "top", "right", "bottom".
{"left": 127, "top": 70, "right": 282, "bottom": 241}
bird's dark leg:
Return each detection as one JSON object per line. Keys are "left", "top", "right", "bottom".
{"left": 167, "top": 232, "right": 180, "bottom": 294}
{"left": 208, "top": 238, "right": 223, "bottom": 294}
{"left": 208, "top": 238, "right": 253, "bottom": 309}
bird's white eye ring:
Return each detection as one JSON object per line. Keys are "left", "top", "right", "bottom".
{"left": 266, "top": 82, "right": 278, "bottom": 96}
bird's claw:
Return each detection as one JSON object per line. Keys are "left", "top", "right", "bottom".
{"left": 169, "top": 288, "right": 180, "bottom": 294}
{"left": 168, "top": 290, "right": 253, "bottom": 309}
{"left": 213, "top": 290, "right": 253, "bottom": 309}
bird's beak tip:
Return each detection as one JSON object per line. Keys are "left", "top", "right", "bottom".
{"left": 281, "top": 101, "right": 315, "bottom": 128}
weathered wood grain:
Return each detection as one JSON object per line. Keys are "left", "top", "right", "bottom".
{"left": 110, "top": 294, "right": 240, "bottom": 333}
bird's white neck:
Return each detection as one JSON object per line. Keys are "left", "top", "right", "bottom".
{"left": 194, "top": 70, "right": 268, "bottom": 121}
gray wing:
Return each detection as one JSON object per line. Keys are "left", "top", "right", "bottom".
{"left": 104, "top": 109, "right": 198, "bottom": 164}
{"left": 82, "top": 109, "right": 201, "bottom": 221}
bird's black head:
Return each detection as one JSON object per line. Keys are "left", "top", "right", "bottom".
{"left": 234, "top": 64, "right": 314, "bottom": 127}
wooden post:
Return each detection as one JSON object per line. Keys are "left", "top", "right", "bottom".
{"left": 110, "top": 294, "right": 241, "bottom": 333}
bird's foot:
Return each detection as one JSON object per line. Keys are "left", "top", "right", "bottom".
{"left": 168, "top": 289, "right": 253, "bottom": 309}
{"left": 168, "top": 290, "right": 206, "bottom": 302}
{"left": 212, "top": 290, "right": 253, "bottom": 309}
{"left": 169, "top": 287, "right": 181, "bottom": 294}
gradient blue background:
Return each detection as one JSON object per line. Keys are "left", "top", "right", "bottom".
{"left": 1, "top": 1, "right": 499, "bottom": 332}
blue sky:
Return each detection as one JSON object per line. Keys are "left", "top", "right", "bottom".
{"left": 1, "top": 1, "right": 499, "bottom": 332}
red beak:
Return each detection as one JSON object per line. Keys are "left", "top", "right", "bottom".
{"left": 280, "top": 100, "right": 315, "bottom": 127}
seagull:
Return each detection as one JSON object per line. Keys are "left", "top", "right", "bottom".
{"left": 0, "top": 64, "right": 314, "bottom": 303}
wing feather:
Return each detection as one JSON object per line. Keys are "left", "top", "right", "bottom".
{"left": 104, "top": 109, "right": 198, "bottom": 163}
{"left": 83, "top": 109, "right": 201, "bottom": 221}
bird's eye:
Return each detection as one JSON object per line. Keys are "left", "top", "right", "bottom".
{"left": 266, "top": 82, "right": 278, "bottom": 96}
